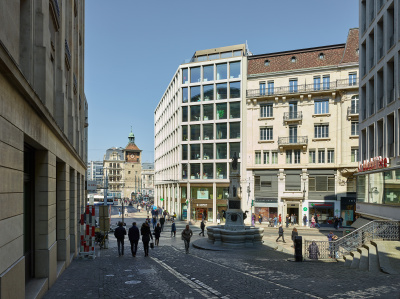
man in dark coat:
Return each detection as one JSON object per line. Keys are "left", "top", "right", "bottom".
{"left": 128, "top": 222, "right": 140, "bottom": 257}
{"left": 141, "top": 222, "right": 153, "bottom": 257}
{"left": 114, "top": 222, "right": 127, "bottom": 256}
{"left": 276, "top": 225, "right": 286, "bottom": 243}
{"left": 199, "top": 221, "right": 205, "bottom": 236}
{"left": 160, "top": 217, "right": 165, "bottom": 231}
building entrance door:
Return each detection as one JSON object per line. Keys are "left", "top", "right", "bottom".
{"left": 286, "top": 203, "right": 300, "bottom": 225}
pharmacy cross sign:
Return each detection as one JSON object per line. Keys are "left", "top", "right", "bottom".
{"left": 387, "top": 192, "right": 398, "bottom": 202}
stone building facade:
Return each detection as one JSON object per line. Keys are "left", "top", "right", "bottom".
{"left": 245, "top": 29, "right": 359, "bottom": 226}
{"left": 0, "top": 1, "right": 87, "bottom": 297}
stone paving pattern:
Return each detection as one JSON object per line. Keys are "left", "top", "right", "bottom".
{"left": 43, "top": 206, "right": 400, "bottom": 299}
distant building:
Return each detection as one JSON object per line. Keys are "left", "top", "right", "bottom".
{"left": 0, "top": 1, "right": 87, "bottom": 297}
{"left": 142, "top": 163, "right": 154, "bottom": 199}
{"left": 87, "top": 160, "right": 104, "bottom": 189}
{"left": 246, "top": 29, "right": 359, "bottom": 226}
{"left": 357, "top": 0, "right": 400, "bottom": 220}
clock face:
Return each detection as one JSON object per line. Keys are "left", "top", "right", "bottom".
{"left": 130, "top": 154, "right": 134, "bottom": 158}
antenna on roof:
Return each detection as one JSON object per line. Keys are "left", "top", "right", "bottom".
{"left": 245, "top": 40, "right": 253, "bottom": 56}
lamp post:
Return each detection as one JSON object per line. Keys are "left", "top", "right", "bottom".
{"left": 247, "top": 183, "right": 251, "bottom": 225}
{"left": 303, "top": 182, "right": 306, "bottom": 227}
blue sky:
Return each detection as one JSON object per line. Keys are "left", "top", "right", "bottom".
{"left": 85, "top": 0, "right": 359, "bottom": 163}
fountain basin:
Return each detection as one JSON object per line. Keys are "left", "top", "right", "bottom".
{"left": 206, "top": 225, "right": 264, "bottom": 248}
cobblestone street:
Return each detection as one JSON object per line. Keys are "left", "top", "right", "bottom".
{"left": 43, "top": 208, "right": 400, "bottom": 299}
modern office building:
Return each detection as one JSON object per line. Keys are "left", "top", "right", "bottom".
{"left": 87, "top": 160, "right": 104, "bottom": 188}
{"left": 103, "top": 131, "right": 142, "bottom": 199}
{"left": 154, "top": 44, "right": 247, "bottom": 222}
{"left": 246, "top": 29, "right": 359, "bottom": 226}
{"left": 357, "top": 0, "right": 400, "bottom": 220}
{"left": 0, "top": 0, "right": 87, "bottom": 297}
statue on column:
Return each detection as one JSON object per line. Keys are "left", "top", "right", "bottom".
{"left": 232, "top": 152, "right": 238, "bottom": 170}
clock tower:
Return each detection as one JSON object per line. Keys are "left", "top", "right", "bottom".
{"left": 123, "top": 129, "right": 142, "bottom": 199}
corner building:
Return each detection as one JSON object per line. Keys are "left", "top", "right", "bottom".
{"left": 246, "top": 29, "right": 359, "bottom": 226}
{"left": 154, "top": 45, "right": 247, "bottom": 222}
{"left": 0, "top": 1, "right": 87, "bottom": 297}
{"left": 357, "top": 0, "right": 400, "bottom": 220}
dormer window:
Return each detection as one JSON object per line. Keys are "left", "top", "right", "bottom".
{"left": 356, "top": 48, "right": 359, "bottom": 55}
{"left": 319, "top": 53, "right": 325, "bottom": 60}
{"left": 291, "top": 56, "right": 297, "bottom": 63}
{"left": 264, "top": 59, "right": 270, "bottom": 66}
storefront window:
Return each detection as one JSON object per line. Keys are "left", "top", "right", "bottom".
{"left": 190, "top": 144, "right": 200, "bottom": 160}
{"left": 216, "top": 63, "right": 227, "bottom": 80}
{"left": 309, "top": 203, "right": 334, "bottom": 225}
{"left": 216, "top": 163, "right": 227, "bottom": 179}
{"left": 229, "top": 102, "right": 240, "bottom": 118}
{"left": 190, "top": 125, "right": 200, "bottom": 140}
{"left": 190, "top": 86, "right": 201, "bottom": 102}
{"left": 229, "top": 142, "right": 240, "bottom": 158}
{"left": 182, "top": 106, "right": 188, "bottom": 122}
{"left": 182, "top": 68, "right": 188, "bottom": 84}
{"left": 216, "top": 143, "right": 227, "bottom": 159}
{"left": 216, "top": 103, "right": 227, "bottom": 120}
{"left": 216, "top": 83, "right": 227, "bottom": 100}
{"left": 369, "top": 172, "right": 384, "bottom": 204}
{"left": 203, "top": 104, "right": 213, "bottom": 121}
{"left": 191, "top": 67, "right": 200, "bottom": 83}
{"left": 190, "top": 105, "right": 200, "bottom": 121}
{"left": 230, "top": 61, "right": 240, "bottom": 79}
{"left": 203, "top": 85, "right": 214, "bottom": 101}
{"left": 182, "top": 87, "right": 188, "bottom": 103}
{"left": 216, "top": 187, "right": 229, "bottom": 199}
{"left": 203, "top": 144, "right": 213, "bottom": 159}
{"left": 203, "top": 164, "right": 213, "bottom": 179}
{"left": 229, "top": 122, "right": 240, "bottom": 139}
{"left": 181, "top": 187, "right": 187, "bottom": 199}
{"left": 203, "top": 65, "right": 214, "bottom": 82}
{"left": 191, "top": 186, "right": 212, "bottom": 199}
{"left": 190, "top": 163, "right": 200, "bottom": 179}
{"left": 182, "top": 144, "right": 188, "bottom": 160}
{"left": 182, "top": 125, "right": 188, "bottom": 141}
{"left": 230, "top": 82, "right": 241, "bottom": 98}
{"left": 216, "top": 123, "right": 227, "bottom": 139}
{"left": 203, "top": 124, "right": 213, "bottom": 140}
{"left": 384, "top": 170, "right": 400, "bottom": 205}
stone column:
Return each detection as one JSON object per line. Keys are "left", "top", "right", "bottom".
{"left": 69, "top": 168, "right": 77, "bottom": 258}
{"left": 187, "top": 182, "right": 191, "bottom": 222}
{"left": 213, "top": 182, "right": 217, "bottom": 223}
{"left": 56, "top": 162, "right": 70, "bottom": 265}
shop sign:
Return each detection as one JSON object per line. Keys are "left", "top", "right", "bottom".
{"left": 255, "top": 197, "right": 278, "bottom": 203}
{"left": 358, "top": 156, "right": 389, "bottom": 172}
{"left": 197, "top": 204, "right": 207, "bottom": 207}
{"left": 310, "top": 203, "right": 334, "bottom": 207}
{"left": 303, "top": 207, "right": 308, "bottom": 211}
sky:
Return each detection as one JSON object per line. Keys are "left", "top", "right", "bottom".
{"left": 85, "top": 0, "right": 359, "bottom": 164}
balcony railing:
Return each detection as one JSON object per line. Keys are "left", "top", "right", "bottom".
{"left": 283, "top": 111, "right": 302, "bottom": 121}
{"left": 278, "top": 136, "right": 308, "bottom": 146}
{"left": 347, "top": 106, "right": 359, "bottom": 116}
{"left": 247, "top": 79, "right": 358, "bottom": 98}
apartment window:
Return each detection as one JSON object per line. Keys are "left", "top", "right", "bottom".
{"left": 319, "top": 53, "right": 325, "bottom": 59}
{"left": 323, "top": 75, "right": 330, "bottom": 90}
{"left": 318, "top": 149, "right": 325, "bottom": 163}
{"left": 182, "top": 106, "right": 188, "bottom": 122}
{"left": 351, "top": 121, "right": 359, "bottom": 136}
{"left": 291, "top": 56, "right": 297, "bottom": 63}
{"left": 260, "top": 104, "right": 273, "bottom": 118}
{"left": 314, "top": 124, "right": 329, "bottom": 138}
{"left": 351, "top": 148, "right": 359, "bottom": 162}
{"left": 216, "top": 83, "right": 227, "bottom": 100}
{"left": 314, "top": 99, "right": 329, "bottom": 114}
{"left": 255, "top": 151, "right": 261, "bottom": 164}
{"left": 229, "top": 102, "right": 240, "bottom": 119}
{"left": 294, "top": 150, "right": 301, "bottom": 164}
{"left": 229, "top": 62, "right": 240, "bottom": 79}
{"left": 309, "top": 150, "right": 316, "bottom": 163}
{"left": 349, "top": 72, "right": 357, "bottom": 86}
{"left": 351, "top": 95, "right": 359, "bottom": 114}
{"left": 216, "top": 143, "right": 227, "bottom": 159}
{"left": 203, "top": 85, "right": 214, "bottom": 101}
{"left": 203, "top": 104, "right": 213, "bottom": 121}
{"left": 216, "top": 63, "right": 227, "bottom": 80}
{"left": 229, "top": 122, "right": 240, "bottom": 139}
{"left": 229, "top": 82, "right": 240, "bottom": 98}
{"left": 203, "top": 65, "right": 214, "bottom": 82}
{"left": 314, "top": 76, "right": 321, "bottom": 90}
{"left": 289, "top": 79, "right": 298, "bottom": 92}
{"left": 268, "top": 81, "right": 274, "bottom": 95}
{"left": 128, "top": 171, "right": 131, "bottom": 174}
{"left": 190, "top": 86, "right": 201, "bottom": 102}
{"left": 327, "top": 149, "right": 334, "bottom": 163}
{"left": 216, "top": 103, "right": 227, "bottom": 120}
{"left": 286, "top": 150, "right": 293, "bottom": 164}
{"left": 271, "top": 152, "right": 278, "bottom": 164}
{"left": 264, "top": 60, "right": 270, "bottom": 66}
{"left": 203, "top": 144, "right": 213, "bottom": 159}
{"left": 260, "top": 127, "right": 273, "bottom": 141}
{"left": 309, "top": 176, "right": 335, "bottom": 192}
{"left": 182, "top": 144, "right": 188, "bottom": 160}
{"left": 263, "top": 151, "right": 269, "bottom": 164}
{"left": 259, "top": 82, "right": 266, "bottom": 95}
{"left": 182, "top": 125, "right": 188, "bottom": 141}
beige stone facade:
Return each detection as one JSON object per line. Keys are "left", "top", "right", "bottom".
{"left": 245, "top": 29, "right": 359, "bottom": 226}
{"left": 0, "top": 1, "right": 87, "bottom": 298}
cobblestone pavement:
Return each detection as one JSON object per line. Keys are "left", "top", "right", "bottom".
{"left": 43, "top": 208, "right": 400, "bottom": 299}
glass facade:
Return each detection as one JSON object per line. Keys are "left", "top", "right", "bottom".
{"left": 217, "top": 83, "right": 227, "bottom": 100}
{"left": 230, "top": 62, "right": 240, "bottom": 79}
{"left": 203, "top": 124, "right": 213, "bottom": 140}
{"left": 203, "top": 104, "right": 213, "bottom": 121}
{"left": 191, "top": 67, "right": 201, "bottom": 83}
{"left": 216, "top": 103, "right": 227, "bottom": 120}
{"left": 203, "top": 65, "right": 214, "bottom": 82}
{"left": 191, "top": 86, "right": 201, "bottom": 102}
{"left": 230, "top": 82, "right": 240, "bottom": 98}
{"left": 216, "top": 63, "right": 227, "bottom": 80}
{"left": 230, "top": 102, "right": 240, "bottom": 118}
{"left": 203, "top": 85, "right": 214, "bottom": 101}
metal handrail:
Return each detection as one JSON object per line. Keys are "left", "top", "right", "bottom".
{"left": 304, "top": 220, "right": 400, "bottom": 260}
{"left": 283, "top": 111, "right": 303, "bottom": 120}
{"left": 347, "top": 106, "right": 359, "bottom": 115}
{"left": 278, "top": 136, "right": 308, "bottom": 145}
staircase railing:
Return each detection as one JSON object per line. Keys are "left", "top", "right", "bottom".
{"left": 304, "top": 220, "right": 400, "bottom": 260}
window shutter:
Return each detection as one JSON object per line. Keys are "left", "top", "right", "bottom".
{"left": 255, "top": 176, "right": 260, "bottom": 191}
{"left": 309, "top": 177, "right": 316, "bottom": 191}
{"left": 285, "top": 174, "right": 301, "bottom": 191}
{"left": 328, "top": 177, "right": 335, "bottom": 191}
{"left": 316, "top": 176, "right": 328, "bottom": 191}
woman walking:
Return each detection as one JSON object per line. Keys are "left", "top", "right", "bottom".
{"left": 154, "top": 223, "right": 161, "bottom": 246}
{"left": 141, "top": 222, "right": 153, "bottom": 257}
{"left": 310, "top": 215, "right": 315, "bottom": 228}
{"left": 291, "top": 227, "right": 298, "bottom": 248}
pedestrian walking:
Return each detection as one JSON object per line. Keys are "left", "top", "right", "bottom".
{"left": 273, "top": 216, "right": 278, "bottom": 227}
{"left": 154, "top": 223, "right": 161, "bottom": 246}
{"left": 128, "top": 222, "right": 140, "bottom": 257}
{"left": 181, "top": 225, "right": 193, "bottom": 254}
{"left": 171, "top": 220, "right": 176, "bottom": 237}
{"left": 258, "top": 214, "right": 262, "bottom": 225}
{"left": 124, "top": 208, "right": 128, "bottom": 217}
{"left": 278, "top": 214, "right": 282, "bottom": 225}
{"left": 141, "top": 222, "right": 153, "bottom": 257}
{"left": 310, "top": 216, "right": 315, "bottom": 228}
{"left": 290, "top": 214, "right": 294, "bottom": 226}
{"left": 118, "top": 208, "right": 121, "bottom": 217}
{"left": 308, "top": 240, "right": 320, "bottom": 260}
{"left": 339, "top": 216, "right": 343, "bottom": 228}
{"left": 160, "top": 216, "right": 165, "bottom": 231}
{"left": 291, "top": 227, "right": 298, "bottom": 248}
{"left": 303, "top": 214, "right": 307, "bottom": 227}
{"left": 138, "top": 205, "right": 141, "bottom": 213}
{"left": 199, "top": 221, "right": 205, "bottom": 236}
{"left": 285, "top": 215, "right": 290, "bottom": 228}
{"left": 293, "top": 214, "right": 297, "bottom": 225}
{"left": 276, "top": 225, "right": 286, "bottom": 243}
{"left": 217, "top": 213, "right": 221, "bottom": 225}
{"left": 152, "top": 216, "right": 157, "bottom": 230}
{"left": 334, "top": 216, "right": 339, "bottom": 230}
{"left": 114, "top": 222, "right": 126, "bottom": 256}
{"left": 315, "top": 214, "right": 320, "bottom": 228}
{"left": 251, "top": 213, "right": 255, "bottom": 226}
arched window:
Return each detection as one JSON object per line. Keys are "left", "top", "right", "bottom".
{"left": 351, "top": 95, "right": 359, "bottom": 114}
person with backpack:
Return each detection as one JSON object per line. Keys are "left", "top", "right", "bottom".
{"left": 114, "top": 222, "right": 126, "bottom": 256}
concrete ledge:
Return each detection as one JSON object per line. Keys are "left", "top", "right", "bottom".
{"left": 357, "top": 247, "right": 369, "bottom": 271}
{"left": 25, "top": 278, "right": 48, "bottom": 299}
{"left": 56, "top": 261, "right": 65, "bottom": 278}
{"left": 192, "top": 238, "right": 269, "bottom": 252}
{"left": 363, "top": 243, "right": 380, "bottom": 272}
{"left": 350, "top": 251, "right": 360, "bottom": 269}
{"left": 343, "top": 255, "right": 353, "bottom": 267}
{"left": 372, "top": 240, "right": 400, "bottom": 275}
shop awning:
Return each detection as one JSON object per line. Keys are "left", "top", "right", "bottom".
{"left": 351, "top": 218, "right": 372, "bottom": 229}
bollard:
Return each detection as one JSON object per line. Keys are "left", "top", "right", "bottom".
{"left": 294, "top": 236, "right": 302, "bottom": 262}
